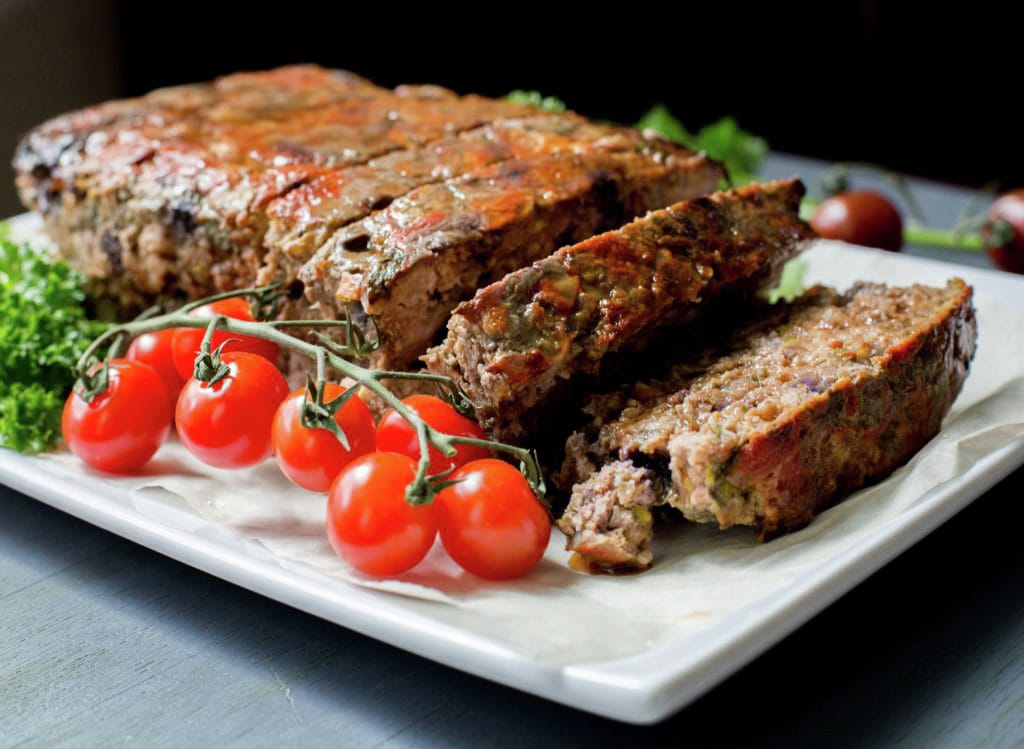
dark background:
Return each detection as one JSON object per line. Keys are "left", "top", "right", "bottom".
{"left": 1, "top": 0, "right": 1021, "bottom": 216}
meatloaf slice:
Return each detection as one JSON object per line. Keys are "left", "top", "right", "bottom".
{"left": 258, "top": 115, "right": 678, "bottom": 285}
{"left": 299, "top": 144, "right": 724, "bottom": 371}
{"left": 423, "top": 179, "right": 813, "bottom": 442}
{"left": 556, "top": 279, "right": 977, "bottom": 569}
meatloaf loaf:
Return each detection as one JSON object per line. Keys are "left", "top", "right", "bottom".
{"left": 556, "top": 279, "right": 977, "bottom": 569}
{"left": 423, "top": 179, "right": 814, "bottom": 442}
{"left": 14, "top": 65, "right": 725, "bottom": 347}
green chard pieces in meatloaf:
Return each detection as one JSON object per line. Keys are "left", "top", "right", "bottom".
{"left": 0, "top": 234, "right": 107, "bottom": 453}
{"left": 556, "top": 279, "right": 977, "bottom": 570}
{"left": 424, "top": 179, "right": 814, "bottom": 444}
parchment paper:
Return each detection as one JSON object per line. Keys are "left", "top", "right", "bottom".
{"left": 38, "top": 241, "right": 1024, "bottom": 665}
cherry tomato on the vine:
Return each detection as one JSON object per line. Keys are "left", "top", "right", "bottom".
{"left": 171, "top": 297, "right": 280, "bottom": 381}
{"left": 272, "top": 384, "right": 377, "bottom": 492}
{"left": 326, "top": 452, "right": 438, "bottom": 576}
{"left": 127, "top": 329, "right": 184, "bottom": 402}
{"left": 175, "top": 352, "right": 289, "bottom": 469}
{"left": 62, "top": 359, "right": 173, "bottom": 473}
{"left": 811, "top": 190, "right": 904, "bottom": 251}
{"left": 435, "top": 459, "right": 550, "bottom": 580}
{"left": 377, "top": 395, "right": 491, "bottom": 475}
{"left": 983, "top": 188, "right": 1024, "bottom": 274}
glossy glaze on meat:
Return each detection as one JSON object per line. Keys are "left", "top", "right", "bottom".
{"left": 13, "top": 65, "right": 549, "bottom": 308}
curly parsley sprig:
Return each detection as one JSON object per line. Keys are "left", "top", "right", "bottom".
{"left": 0, "top": 231, "right": 107, "bottom": 453}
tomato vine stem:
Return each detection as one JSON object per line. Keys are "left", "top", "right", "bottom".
{"left": 72, "top": 286, "right": 545, "bottom": 506}
{"left": 800, "top": 197, "right": 985, "bottom": 252}
{"left": 901, "top": 225, "right": 984, "bottom": 250}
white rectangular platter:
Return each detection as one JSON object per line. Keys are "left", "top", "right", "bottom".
{"left": 3, "top": 214, "right": 1024, "bottom": 724}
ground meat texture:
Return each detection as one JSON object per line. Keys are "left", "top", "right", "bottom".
{"left": 557, "top": 279, "right": 977, "bottom": 569}
{"left": 557, "top": 461, "right": 660, "bottom": 569}
{"left": 423, "top": 180, "right": 814, "bottom": 442}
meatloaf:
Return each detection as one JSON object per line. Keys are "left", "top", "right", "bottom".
{"left": 423, "top": 179, "right": 814, "bottom": 442}
{"left": 14, "top": 65, "right": 724, "bottom": 340}
{"left": 556, "top": 279, "right": 977, "bottom": 569}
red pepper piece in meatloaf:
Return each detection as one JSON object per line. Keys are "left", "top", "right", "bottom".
{"left": 423, "top": 179, "right": 814, "bottom": 442}
{"left": 556, "top": 279, "right": 977, "bottom": 569}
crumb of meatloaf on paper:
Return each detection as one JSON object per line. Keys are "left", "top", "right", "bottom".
{"left": 556, "top": 279, "right": 977, "bottom": 569}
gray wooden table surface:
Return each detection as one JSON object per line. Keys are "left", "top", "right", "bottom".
{"left": 2, "top": 156, "right": 1022, "bottom": 748}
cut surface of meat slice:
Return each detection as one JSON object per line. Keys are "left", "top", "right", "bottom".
{"left": 556, "top": 279, "right": 977, "bottom": 569}
{"left": 423, "top": 179, "right": 814, "bottom": 442}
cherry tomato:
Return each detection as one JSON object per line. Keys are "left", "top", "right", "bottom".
{"left": 377, "top": 395, "right": 491, "bottom": 475}
{"left": 272, "top": 384, "right": 377, "bottom": 492}
{"left": 983, "top": 188, "right": 1024, "bottom": 274}
{"left": 62, "top": 359, "right": 173, "bottom": 473}
{"left": 326, "top": 452, "right": 438, "bottom": 576}
{"left": 175, "top": 352, "right": 289, "bottom": 469}
{"left": 435, "top": 459, "right": 550, "bottom": 580}
{"left": 127, "top": 329, "right": 184, "bottom": 402}
{"left": 171, "top": 297, "right": 280, "bottom": 381}
{"left": 811, "top": 190, "right": 904, "bottom": 251}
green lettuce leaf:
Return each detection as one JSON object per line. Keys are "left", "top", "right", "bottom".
{"left": 636, "top": 105, "right": 767, "bottom": 185}
{"left": 766, "top": 258, "right": 808, "bottom": 304}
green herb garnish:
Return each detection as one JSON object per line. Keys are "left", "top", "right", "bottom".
{"left": 636, "top": 105, "right": 768, "bottom": 186}
{"left": 766, "top": 258, "right": 808, "bottom": 304}
{"left": 505, "top": 90, "right": 567, "bottom": 112}
{"left": 0, "top": 229, "right": 107, "bottom": 453}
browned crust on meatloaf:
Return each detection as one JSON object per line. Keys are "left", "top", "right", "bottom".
{"left": 14, "top": 64, "right": 723, "bottom": 340}
{"left": 422, "top": 179, "right": 813, "bottom": 442}
{"left": 556, "top": 279, "right": 977, "bottom": 569}
{"left": 257, "top": 116, "right": 707, "bottom": 290}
